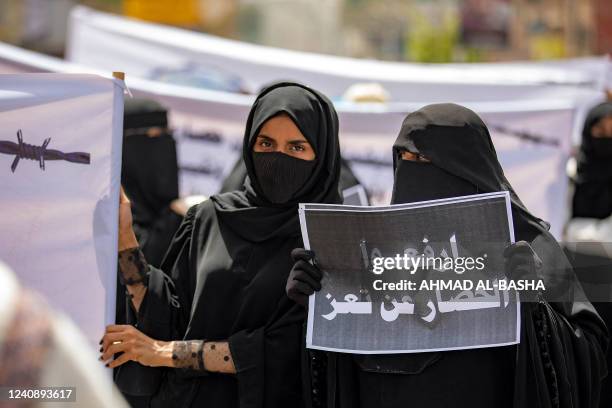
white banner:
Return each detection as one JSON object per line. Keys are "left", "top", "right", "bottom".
{"left": 153, "top": 94, "right": 575, "bottom": 238}
{"left": 0, "top": 42, "right": 599, "bottom": 238}
{"left": 65, "top": 6, "right": 609, "bottom": 146}
{"left": 0, "top": 73, "right": 123, "bottom": 345}
{"left": 67, "top": 6, "right": 611, "bottom": 100}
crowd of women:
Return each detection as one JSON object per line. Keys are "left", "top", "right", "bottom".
{"left": 101, "top": 82, "right": 612, "bottom": 408}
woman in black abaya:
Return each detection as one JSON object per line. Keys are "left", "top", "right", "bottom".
{"left": 121, "top": 98, "right": 183, "bottom": 268}
{"left": 100, "top": 83, "right": 342, "bottom": 408}
{"left": 568, "top": 102, "right": 612, "bottom": 408}
{"left": 288, "top": 103, "right": 608, "bottom": 408}
{"left": 572, "top": 102, "right": 612, "bottom": 219}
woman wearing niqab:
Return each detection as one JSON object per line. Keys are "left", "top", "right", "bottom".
{"left": 568, "top": 102, "right": 612, "bottom": 408}
{"left": 102, "top": 82, "right": 342, "bottom": 408}
{"left": 288, "top": 103, "right": 608, "bottom": 408}
{"left": 572, "top": 102, "right": 612, "bottom": 219}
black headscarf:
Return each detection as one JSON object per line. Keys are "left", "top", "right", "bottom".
{"left": 210, "top": 83, "right": 342, "bottom": 242}
{"left": 572, "top": 102, "right": 612, "bottom": 219}
{"left": 392, "top": 103, "right": 547, "bottom": 235}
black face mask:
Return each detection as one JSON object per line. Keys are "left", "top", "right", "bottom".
{"left": 252, "top": 151, "right": 316, "bottom": 204}
{"left": 588, "top": 137, "right": 612, "bottom": 159}
{"left": 391, "top": 159, "right": 478, "bottom": 204}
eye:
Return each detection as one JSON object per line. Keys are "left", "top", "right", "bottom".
{"left": 259, "top": 140, "right": 272, "bottom": 148}
{"left": 401, "top": 151, "right": 418, "bottom": 161}
{"left": 401, "top": 150, "right": 429, "bottom": 162}
{"left": 290, "top": 144, "right": 306, "bottom": 152}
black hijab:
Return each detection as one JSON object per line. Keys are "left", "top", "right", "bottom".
{"left": 572, "top": 102, "right": 612, "bottom": 219}
{"left": 210, "top": 83, "right": 342, "bottom": 242}
{"left": 392, "top": 103, "right": 547, "bottom": 236}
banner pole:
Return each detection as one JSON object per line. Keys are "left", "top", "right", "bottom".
{"left": 112, "top": 71, "right": 125, "bottom": 81}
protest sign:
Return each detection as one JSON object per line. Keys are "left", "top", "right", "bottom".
{"left": 0, "top": 73, "right": 123, "bottom": 345}
{"left": 300, "top": 192, "right": 520, "bottom": 353}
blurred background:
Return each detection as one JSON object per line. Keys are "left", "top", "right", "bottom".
{"left": 0, "top": 0, "right": 610, "bottom": 62}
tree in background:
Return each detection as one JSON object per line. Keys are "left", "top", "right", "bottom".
{"left": 406, "top": 6, "right": 459, "bottom": 63}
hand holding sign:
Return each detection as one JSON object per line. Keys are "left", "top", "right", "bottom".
{"left": 504, "top": 241, "right": 543, "bottom": 302}
{"left": 286, "top": 248, "right": 322, "bottom": 307}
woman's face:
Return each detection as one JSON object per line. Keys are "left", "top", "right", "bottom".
{"left": 253, "top": 114, "right": 316, "bottom": 160}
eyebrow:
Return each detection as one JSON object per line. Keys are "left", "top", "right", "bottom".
{"left": 257, "top": 135, "right": 310, "bottom": 145}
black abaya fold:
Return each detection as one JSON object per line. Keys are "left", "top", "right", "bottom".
{"left": 138, "top": 202, "right": 307, "bottom": 408}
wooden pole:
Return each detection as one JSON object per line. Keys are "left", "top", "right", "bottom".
{"left": 112, "top": 71, "right": 125, "bottom": 81}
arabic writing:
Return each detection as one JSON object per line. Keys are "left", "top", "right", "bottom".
{"left": 323, "top": 280, "right": 511, "bottom": 324}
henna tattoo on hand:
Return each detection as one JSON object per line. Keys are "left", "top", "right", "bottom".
{"left": 118, "top": 247, "right": 149, "bottom": 286}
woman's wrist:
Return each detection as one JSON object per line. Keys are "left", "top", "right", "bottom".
{"left": 119, "top": 227, "right": 138, "bottom": 251}
{"left": 153, "top": 340, "right": 175, "bottom": 367}
{"left": 168, "top": 340, "right": 207, "bottom": 371}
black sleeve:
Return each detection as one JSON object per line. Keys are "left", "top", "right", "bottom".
{"left": 572, "top": 181, "right": 612, "bottom": 219}
{"left": 134, "top": 205, "right": 199, "bottom": 341}
{"left": 515, "top": 233, "right": 609, "bottom": 408}
{"left": 136, "top": 207, "right": 184, "bottom": 268}
{"left": 228, "top": 298, "right": 307, "bottom": 408}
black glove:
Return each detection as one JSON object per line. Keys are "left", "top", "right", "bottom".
{"left": 286, "top": 248, "right": 323, "bottom": 307}
{"left": 503, "top": 240, "right": 544, "bottom": 302}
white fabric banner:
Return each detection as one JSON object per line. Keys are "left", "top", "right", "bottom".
{"left": 0, "top": 73, "right": 123, "bottom": 345}
{"left": 164, "top": 101, "right": 573, "bottom": 237}
{"left": 66, "top": 5, "right": 612, "bottom": 99}
{"left": 0, "top": 42, "right": 599, "bottom": 238}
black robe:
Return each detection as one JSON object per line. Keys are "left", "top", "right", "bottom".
{"left": 117, "top": 82, "right": 342, "bottom": 408}
{"left": 568, "top": 102, "right": 612, "bottom": 407}
{"left": 318, "top": 103, "right": 609, "bottom": 408}
{"left": 122, "top": 130, "right": 181, "bottom": 268}
{"left": 572, "top": 102, "right": 612, "bottom": 219}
